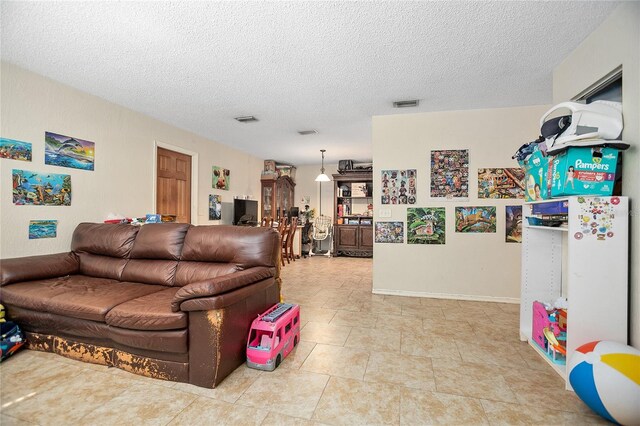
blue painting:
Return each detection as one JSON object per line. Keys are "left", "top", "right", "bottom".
{"left": 0, "top": 138, "right": 32, "bottom": 161}
{"left": 13, "top": 169, "right": 72, "bottom": 206}
{"left": 209, "top": 194, "right": 222, "bottom": 220}
{"left": 45, "top": 131, "right": 95, "bottom": 171}
{"left": 29, "top": 220, "right": 58, "bottom": 239}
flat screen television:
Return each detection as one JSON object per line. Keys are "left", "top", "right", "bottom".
{"left": 233, "top": 199, "right": 258, "bottom": 225}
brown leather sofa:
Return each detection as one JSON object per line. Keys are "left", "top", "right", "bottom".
{"left": 0, "top": 222, "right": 280, "bottom": 388}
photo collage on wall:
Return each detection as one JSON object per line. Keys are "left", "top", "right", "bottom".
{"left": 478, "top": 168, "right": 524, "bottom": 199}
{"left": 455, "top": 206, "right": 496, "bottom": 233}
{"left": 430, "top": 149, "right": 468, "bottom": 199}
{"left": 381, "top": 169, "right": 416, "bottom": 205}
{"left": 407, "top": 207, "right": 445, "bottom": 244}
{"left": 209, "top": 194, "right": 222, "bottom": 220}
{"left": 375, "top": 221, "right": 404, "bottom": 243}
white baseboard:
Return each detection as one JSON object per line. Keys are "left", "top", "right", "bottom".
{"left": 371, "top": 288, "right": 520, "bottom": 304}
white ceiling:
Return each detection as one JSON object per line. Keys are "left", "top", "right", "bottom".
{"left": 1, "top": 1, "right": 617, "bottom": 165}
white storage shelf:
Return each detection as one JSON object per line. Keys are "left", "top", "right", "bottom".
{"left": 519, "top": 196, "right": 628, "bottom": 390}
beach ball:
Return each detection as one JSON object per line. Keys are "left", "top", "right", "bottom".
{"left": 568, "top": 341, "right": 640, "bottom": 425}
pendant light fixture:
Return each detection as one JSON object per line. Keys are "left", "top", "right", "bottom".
{"left": 315, "top": 149, "right": 331, "bottom": 182}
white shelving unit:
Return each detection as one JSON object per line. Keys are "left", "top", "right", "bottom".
{"left": 519, "top": 196, "right": 628, "bottom": 390}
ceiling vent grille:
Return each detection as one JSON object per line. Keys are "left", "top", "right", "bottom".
{"left": 297, "top": 130, "right": 318, "bottom": 135}
{"left": 393, "top": 100, "right": 419, "bottom": 108}
{"left": 234, "top": 116, "right": 258, "bottom": 123}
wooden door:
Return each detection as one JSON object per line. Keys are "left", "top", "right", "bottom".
{"left": 157, "top": 147, "right": 191, "bottom": 223}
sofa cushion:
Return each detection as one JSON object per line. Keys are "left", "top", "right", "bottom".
{"left": 181, "top": 226, "right": 279, "bottom": 269}
{"left": 0, "top": 275, "right": 119, "bottom": 311}
{"left": 71, "top": 223, "right": 139, "bottom": 258}
{"left": 77, "top": 253, "right": 129, "bottom": 280}
{"left": 174, "top": 262, "right": 238, "bottom": 287}
{"left": 109, "top": 327, "right": 187, "bottom": 353}
{"left": 106, "top": 287, "right": 186, "bottom": 331}
{"left": 129, "top": 223, "right": 190, "bottom": 260}
{"left": 44, "top": 279, "right": 163, "bottom": 322}
{"left": 121, "top": 260, "right": 178, "bottom": 286}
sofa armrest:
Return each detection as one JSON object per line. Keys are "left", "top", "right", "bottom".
{"left": 1, "top": 252, "right": 79, "bottom": 286}
{"left": 171, "top": 266, "right": 275, "bottom": 312}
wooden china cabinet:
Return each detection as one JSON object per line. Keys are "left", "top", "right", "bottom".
{"left": 332, "top": 171, "right": 373, "bottom": 257}
{"left": 261, "top": 175, "right": 295, "bottom": 220}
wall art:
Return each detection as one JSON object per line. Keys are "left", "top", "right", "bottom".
{"left": 407, "top": 207, "right": 446, "bottom": 244}
{"left": 505, "top": 205, "right": 523, "bottom": 243}
{"left": 0, "top": 138, "right": 32, "bottom": 161}
{"left": 209, "top": 194, "right": 222, "bottom": 220}
{"left": 478, "top": 168, "right": 524, "bottom": 199}
{"left": 212, "top": 166, "right": 230, "bottom": 190}
{"left": 45, "top": 131, "right": 95, "bottom": 171}
{"left": 430, "top": 150, "right": 468, "bottom": 199}
{"left": 381, "top": 169, "right": 416, "bottom": 204}
{"left": 13, "top": 169, "right": 71, "bottom": 206}
{"left": 29, "top": 220, "right": 58, "bottom": 239}
{"left": 575, "top": 196, "right": 616, "bottom": 241}
{"left": 374, "top": 221, "right": 404, "bottom": 243}
{"left": 455, "top": 206, "right": 496, "bottom": 233}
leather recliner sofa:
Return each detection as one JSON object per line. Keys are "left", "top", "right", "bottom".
{"left": 0, "top": 222, "right": 280, "bottom": 388}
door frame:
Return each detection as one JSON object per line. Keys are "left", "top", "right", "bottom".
{"left": 153, "top": 140, "right": 199, "bottom": 225}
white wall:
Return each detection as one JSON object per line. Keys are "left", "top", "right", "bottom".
{"left": 553, "top": 2, "right": 640, "bottom": 347}
{"left": 0, "top": 62, "right": 264, "bottom": 258}
{"left": 372, "top": 105, "right": 549, "bottom": 302}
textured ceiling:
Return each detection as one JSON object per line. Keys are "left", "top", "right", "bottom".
{"left": 0, "top": 1, "right": 617, "bottom": 165}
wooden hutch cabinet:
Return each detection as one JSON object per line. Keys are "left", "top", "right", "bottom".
{"left": 332, "top": 171, "right": 373, "bottom": 257}
{"left": 261, "top": 175, "right": 295, "bottom": 220}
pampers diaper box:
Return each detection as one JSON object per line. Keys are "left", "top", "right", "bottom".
{"left": 520, "top": 145, "right": 553, "bottom": 202}
{"left": 550, "top": 147, "right": 618, "bottom": 197}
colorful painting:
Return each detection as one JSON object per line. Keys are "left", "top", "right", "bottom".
{"left": 431, "top": 150, "right": 469, "bottom": 198}
{"left": 407, "top": 207, "right": 446, "bottom": 244}
{"left": 29, "top": 220, "right": 58, "bottom": 239}
{"left": 375, "top": 221, "right": 404, "bottom": 243}
{"left": 381, "top": 169, "right": 417, "bottom": 205}
{"left": 212, "top": 166, "right": 230, "bottom": 190}
{"left": 478, "top": 168, "right": 524, "bottom": 199}
{"left": 45, "top": 132, "right": 95, "bottom": 171}
{"left": 455, "top": 206, "right": 496, "bottom": 233}
{"left": 209, "top": 194, "right": 222, "bottom": 220}
{"left": 506, "top": 205, "right": 523, "bottom": 243}
{"left": 0, "top": 138, "right": 32, "bottom": 161}
{"left": 13, "top": 169, "right": 71, "bottom": 206}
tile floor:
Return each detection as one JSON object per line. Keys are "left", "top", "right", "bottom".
{"left": 0, "top": 257, "right": 605, "bottom": 425}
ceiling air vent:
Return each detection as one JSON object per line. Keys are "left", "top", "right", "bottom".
{"left": 234, "top": 116, "right": 258, "bottom": 123}
{"left": 297, "top": 130, "right": 318, "bottom": 135}
{"left": 393, "top": 100, "right": 419, "bottom": 108}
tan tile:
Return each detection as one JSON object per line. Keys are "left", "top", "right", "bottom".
{"left": 444, "top": 308, "right": 491, "bottom": 323}
{"left": 420, "top": 298, "right": 462, "bottom": 309}
{"left": 401, "top": 387, "right": 488, "bottom": 425}
{"left": 313, "top": 377, "right": 400, "bottom": 425}
{"left": 330, "top": 310, "right": 378, "bottom": 327}
{"left": 365, "top": 352, "right": 435, "bottom": 391}
{"left": 300, "top": 322, "right": 352, "bottom": 346}
{"left": 80, "top": 382, "right": 196, "bottom": 425}
{"left": 376, "top": 314, "right": 423, "bottom": 332}
{"left": 4, "top": 370, "right": 138, "bottom": 424}
{"left": 344, "top": 327, "right": 401, "bottom": 353}
{"left": 401, "top": 305, "right": 445, "bottom": 320}
{"left": 299, "top": 306, "right": 337, "bottom": 324}
{"left": 358, "top": 300, "right": 403, "bottom": 316}
{"left": 400, "top": 330, "right": 461, "bottom": 360}
{"left": 171, "top": 364, "right": 262, "bottom": 403}
{"left": 107, "top": 365, "right": 178, "bottom": 389}
{"left": 383, "top": 295, "right": 423, "bottom": 307}
{"left": 431, "top": 358, "right": 517, "bottom": 403}
{"left": 301, "top": 344, "right": 369, "bottom": 380}
{"left": 260, "top": 411, "right": 319, "bottom": 425}
{"left": 279, "top": 341, "right": 316, "bottom": 370}
{"left": 168, "top": 396, "right": 268, "bottom": 425}
{"left": 454, "top": 339, "right": 529, "bottom": 369}
{"left": 422, "top": 318, "right": 476, "bottom": 339}
{"left": 237, "top": 369, "right": 329, "bottom": 419}
{"left": 480, "top": 399, "right": 609, "bottom": 426}
{"left": 0, "top": 413, "right": 36, "bottom": 426}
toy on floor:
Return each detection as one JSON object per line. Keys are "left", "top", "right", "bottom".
{"left": 569, "top": 341, "right": 640, "bottom": 425}
{"left": 246, "top": 303, "right": 300, "bottom": 371}
{"left": 0, "top": 304, "right": 26, "bottom": 361}
{"left": 532, "top": 301, "right": 567, "bottom": 364}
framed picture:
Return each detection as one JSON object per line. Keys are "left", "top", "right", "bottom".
{"left": 212, "top": 166, "right": 230, "bottom": 190}
{"left": 45, "top": 132, "right": 95, "bottom": 171}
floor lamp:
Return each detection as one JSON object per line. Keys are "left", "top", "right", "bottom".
{"left": 313, "top": 149, "right": 331, "bottom": 256}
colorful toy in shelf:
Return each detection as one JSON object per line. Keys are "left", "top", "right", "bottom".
{"left": 543, "top": 327, "right": 566, "bottom": 363}
{"left": 569, "top": 341, "right": 640, "bottom": 425}
{"left": 532, "top": 301, "right": 560, "bottom": 349}
{"left": 246, "top": 303, "right": 300, "bottom": 371}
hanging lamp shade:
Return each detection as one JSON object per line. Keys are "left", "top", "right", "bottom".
{"left": 315, "top": 149, "right": 331, "bottom": 182}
